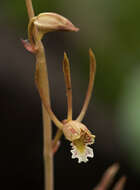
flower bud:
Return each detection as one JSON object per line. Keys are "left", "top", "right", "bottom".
{"left": 28, "top": 12, "right": 79, "bottom": 43}
{"left": 34, "top": 12, "right": 79, "bottom": 33}
{"left": 63, "top": 120, "right": 95, "bottom": 143}
{"left": 63, "top": 120, "right": 82, "bottom": 141}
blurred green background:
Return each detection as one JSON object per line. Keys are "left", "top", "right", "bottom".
{"left": 3, "top": 0, "right": 140, "bottom": 106}
{"left": 1, "top": 0, "right": 140, "bottom": 190}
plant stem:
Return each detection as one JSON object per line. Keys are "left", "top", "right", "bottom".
{"left": 25, "top": 1, "right": 54, "bottom": 190}
{"left": 25, "top": 0, "right": 34, "bottom": 19}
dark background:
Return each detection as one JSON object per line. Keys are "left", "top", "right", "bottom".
{"left": 1, "top": 0, "right": 140, "bottom": 189}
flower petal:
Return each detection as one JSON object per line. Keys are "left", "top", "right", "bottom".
{"left": 70, "top": 143, "right": 94, "bottom": 163}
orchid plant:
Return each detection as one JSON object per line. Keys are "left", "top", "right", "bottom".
{"left": 24, "top": 1, "right": 96, "bottom": 164}
{"left": 23, "top": 1, "right": 126, "bottom": 190}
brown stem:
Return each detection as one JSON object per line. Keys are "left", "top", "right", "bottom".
{"left": 25, "top": 1, "right": 54, "bottom": 190}
{"left": 25, "top": 0, "right": 34, "bottom": 19}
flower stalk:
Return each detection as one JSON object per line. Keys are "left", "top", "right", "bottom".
{"left": 25, "top": 1, "right": 79, "bottom": 190}
{"left": 25, "top": 1, "right": 53, "bottom": 190}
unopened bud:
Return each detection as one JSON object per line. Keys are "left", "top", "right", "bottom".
{"left": 34, "top": 12, "right": 79, "bottom": 33}
{"left": 28, "top": 12, "right": 79, "bottom": 44}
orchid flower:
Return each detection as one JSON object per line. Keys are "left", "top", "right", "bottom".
{"left": 24, "top": 12, "right": 96, "bottom": 163}
{"left": 46, "top": 49, "right": 96, "bottom": 163}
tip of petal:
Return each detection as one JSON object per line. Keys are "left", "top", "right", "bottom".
{"left": 71, "top": 26, "right": 79, "bottom": 32}
{"left": 60, "top": 22, "right": 79, "bottom": 32}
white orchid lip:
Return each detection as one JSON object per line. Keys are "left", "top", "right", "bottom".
{"left": 71, "top": 141, "right": 94, "bottom": 163}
